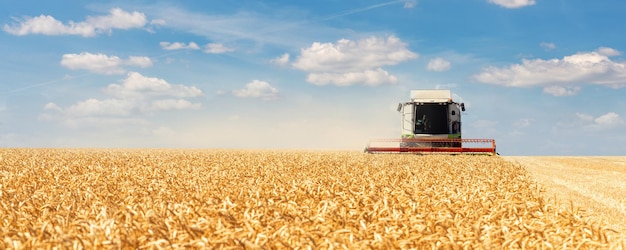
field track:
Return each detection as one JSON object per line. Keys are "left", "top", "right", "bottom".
{"left": 505, "top": 156, "right": 626, "bottom": 244}
{"left": 1, "top": 149, "right": 624, "bottom": 248}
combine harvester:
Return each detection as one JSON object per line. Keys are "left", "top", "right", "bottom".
{"left": 365, "top": 90, "right": 497, "bottom": 155}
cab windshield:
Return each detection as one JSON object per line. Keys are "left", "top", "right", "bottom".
{"left": 414, "top": 104, "right": 448, "bottom": 134}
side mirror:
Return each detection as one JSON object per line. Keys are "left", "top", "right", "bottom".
{"left": 397, "top": 103, "right": 402, "bottom": 112}
{"left": 461, "top": 103, "right": 465, "bottom": 112}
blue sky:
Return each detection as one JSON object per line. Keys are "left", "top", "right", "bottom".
{"left": 1, "top": 0, "right": 625, "bottom": 155}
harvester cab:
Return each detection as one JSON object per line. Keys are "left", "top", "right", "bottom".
{"left": 366, "top": 90, "right": 496, "bottom": 155}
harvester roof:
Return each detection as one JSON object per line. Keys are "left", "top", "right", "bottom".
{"left": 410, "top": 89, "right": 452, "bottom": 103}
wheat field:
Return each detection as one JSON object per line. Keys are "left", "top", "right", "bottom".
{"left": 505, "top": 156, "right": 626, "bottom": 247}
{"left": 0, "top": 149, "right": 622, "bottom": 249}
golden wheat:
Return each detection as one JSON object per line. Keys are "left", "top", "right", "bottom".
{"left": 0, "top": 149, "right": 620, "bottom": 249}
{"left": 506, "top": 156, "right": 626, "bottom": 249}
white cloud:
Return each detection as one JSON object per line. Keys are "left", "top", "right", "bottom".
{"left": 127, "top": 56, "right": 153, "bottom": 68}
{"left": 232, "top": 80, "right": 279, "bottom": 100}
{"left": 594, "top": 112, "right": 622, "bottom": 126}
{"left": 160, "top": 42, "right": 200, "bottom": 50}
{"left": 87, "top": 8, "right": 147, "bottom": 30}
{"left": 42, "top": 72, "right": 203, "bottom": 127}
{"left": 306, "top": 68, "right": 398, "bottom": 86}
{"left": 146, "top": 19, "right": 166, "bottom": 33}
{"left": 576, "top": 112, "right": 624, "bottom": 128}
{"left": 540, "top": 42, "right": 556, "bottom": 51}
{"left": 271, "top": 53, "right": 290, "bottom": 66}
{"left": 596, "top": 47, "right": 622, "bottom": 57}
{"left": 542, "top": 86, "right": 580, "bottom": 96}
{"left": 61, "top": 53, "right": 124, "bottom": 74}
{"left": 146, "top": 99, "right": 202, "bottom": 111}
{"left": 64, "top": 98, "right": 135, "bottom": 117}
{"left": 487, "top": 0, "right": 536, "bottom": 8}
{"left": 204, "top": 43, "right": 235, "bottom": 54}
{"left": 43, "top": 102, "right": 62, "bottom": 112}
{"left": 104, "top": 72, "right": 203, "bottom": 98}
{"left": 61, "top": 52, "right": 152, "bottom": 75}
{"left": 292, "top": 35, "right": 417, "bottom": 86}
{"left": 293, "top": 36, "right": 417, "bottom": 72}
{"left": 427, "top": 57, "right": 451, "bottom": 72}
{"left": 3, "top": 8, "right": 147, "bottom": 37}
{"left": 473, "top": 47, "right": 626, "bottom": 95}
